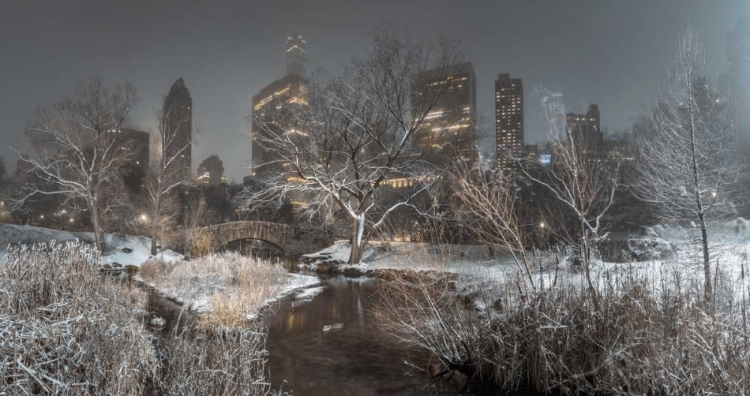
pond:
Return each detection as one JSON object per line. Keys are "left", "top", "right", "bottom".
{"left": 263, "top": 275, "right": 454, "bottom": 396}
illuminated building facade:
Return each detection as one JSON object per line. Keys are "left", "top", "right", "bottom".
{"left": 286, "top": 33, "right": 307, "bottom": 78}
{"left": 495, "top": 73, "right": 524, "bottom": 172}
{"left": 163, "top": 78, "right": 193, "bottom": 180}
{"left": 251, "top": 34, "right": 310, "bottom": 180}
{"left": 196, "top": 155, "right": 226, "bottom": 186}
{"left": 411, "top": 62, "right": 477, "bottom": 164}
{"left": 566, "top": 104, "right": 602, "bottom": 157}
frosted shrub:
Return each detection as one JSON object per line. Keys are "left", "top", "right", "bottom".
{"left": 140, "top": 252, "right": 289, "bottom": 329}
{"left": 0, "top": 241, "right": 158, "bottom": 395}
{"left": 0, "top": 242, "right": 280, "bottom": 396}
{"left": 375, "top": 269, "right": 750, "bottom": 394}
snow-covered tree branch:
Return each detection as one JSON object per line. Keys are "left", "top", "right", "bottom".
{"left": 634, "top": 31, "right": 741, "bottom": 303}
{"left": 142, "top": 98, "right": 196, "bottom": 255}
{"left": 244, "top": 27, "right": 461, "bottom": 263}
{"left": 13, "top": 76, "right": 137, "bottom": 252}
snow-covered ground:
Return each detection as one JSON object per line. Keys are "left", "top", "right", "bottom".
{"left": 0, "top": 223, "right": 183, "bottom": 266}
{"left": 304, "top": 218, "right": 750, "bottom": 300}
{"left": 0, "top": 223, "right": 323, "bottom": 319}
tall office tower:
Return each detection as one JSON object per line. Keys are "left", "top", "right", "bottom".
{"left": 163, "top": 78, "right": 193, "bottom": 180}
{"left": 728, "top": 16, "right": 750, "bottom": 129}
{"left": 286, "top": 33, "right": 307, "bottom": 78}
{"left": 196, "top": 155, "right": 226, "bottom": 186}
{"left": 411, "top": 62, "right": 477, "bottom": 164}
{"left": 565, "top": 104, "right": 602, "bottom": 157}
{"left": 251, "top": 35, "right": 310, "bottom": 179}
{"left": 495, "top": 73, "right": 524, "bottom": 172}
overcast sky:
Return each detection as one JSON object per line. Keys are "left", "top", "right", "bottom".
{"left": 1, "top": 0, "right": 748, "bottom": 181}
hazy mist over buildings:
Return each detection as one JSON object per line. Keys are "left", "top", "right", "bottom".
{"left": 1, "top": 0, "right": 749, "bottom": 181}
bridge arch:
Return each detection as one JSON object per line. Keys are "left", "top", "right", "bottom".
{"left": 198, "top": 221, "right": 297, "bottom": 254}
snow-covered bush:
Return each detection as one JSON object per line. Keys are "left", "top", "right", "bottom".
{"left": 0, "top": 241, "right": 157, "bottom": 395}
{"left": 0, "top": 242, "right": 280, "bottom": 395}
{"left": 375, "top": 269, "right": 750, "bottom": 394}
{"left": 140, "top": 252, "right": 290, "bottom": 329}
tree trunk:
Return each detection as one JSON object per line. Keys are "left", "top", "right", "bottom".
{"left": 90, "top": 202, "right": 105, "bottom": 253}
{"left": 150, "top": 234, "right": 157, "bottom": 256}
{"left": 348, "top": 215, "right": 365, "bottom": 264}
{"left": 699, "top": 214, "right": 712, "bottom": 304}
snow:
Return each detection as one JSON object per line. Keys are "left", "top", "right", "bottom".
{"left": 168, "top": 272, "right": 322, "bottom": 316}
{"left": 0, "top": 223, "right": 182, "bottom": 266}
{"left": 100, "top": 233, "right": 182, "bottom": 267}
{"left": 304, "top": 239, "right": 526, "bottom": 292}
{"left": 0, "top": 223, "right": 323, "bottom": 320}
{"left": 305, "top": 218, "right": 750, "bottom": 303}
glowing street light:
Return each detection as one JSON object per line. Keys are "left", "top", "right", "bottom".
{"left": 711, "top": 191, "right": 717, "bottom": 198}
{"left": 139, "top": 214, "right": 149, "bottom": 223}
{"left": 539, "top": 221, "right": 546, "bottom": 229}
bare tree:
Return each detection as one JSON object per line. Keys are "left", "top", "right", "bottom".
{"left": 245, "top": 27, "right": 460, "bottom": 263}
{"left": 142, "top": 99, "right": 195, "bottom": 255}
{"left": 451, "top": 162, "right": 537, "bottom": 288}
{"left": 520, "top": 88, "right": 621, "bottom": 296}
{"left": 635, "top": 32, "right": 740, "bottom": 303}
{"left": 13, "top": 76, "right": 137, "bottom": 252}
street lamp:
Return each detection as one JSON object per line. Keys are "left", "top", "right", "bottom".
{"left": 139, "top": 214, "right": 149, "bottom": 223}
{"left": 539, "top": 221, "right": 546, "bottom": 229}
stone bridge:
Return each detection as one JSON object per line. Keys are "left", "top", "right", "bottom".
{"left": 198, "top": 221, "right": 298, "bottom": 254}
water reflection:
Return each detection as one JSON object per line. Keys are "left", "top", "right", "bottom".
{"left": 264, "top": 276, "right": 450, "bottom": 396}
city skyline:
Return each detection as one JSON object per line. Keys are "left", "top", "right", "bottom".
{"left": 1, "top": 0, "right": 748, "bottom": 181}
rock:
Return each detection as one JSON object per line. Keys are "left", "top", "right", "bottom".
{"left": 644, "top": 227, "right": 659, "bottom": 238}
{"left": 121, "top": 247, "right": 133, "bottom": 253}
{"left": 735, "top": 217, "right": 748, "bottom": 234}
{"left": 111, "top": 262, "right": 123, "bottom": 268}
{"left": 315, "top": 261, "right": 338, "bottom": 274}
{"left": 462, "top": 291, "right": 480, "bottom": 310}
{"left": 148, "top": 316, "right": 166, "bottom": 330}
{"left": 629, "top": 237, "right": 675, "bottom": 261}
{"left": 101, "top": 263, "right": 112, "bottom": 270}
{"left": 133, "top": 309, "right": 149, "bottom": 320}
{"left": 342, "top": 266, "right": 364, "bottom": 277}
{"left": 124, "top": 264, "right": 139, "bottom": 274}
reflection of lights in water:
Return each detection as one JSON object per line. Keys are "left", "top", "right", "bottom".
{"left": 286, "top": 311, "right": 295, "bottom": 331}
{"left": 285, "top": 310, "right": 307, "bottom": 331}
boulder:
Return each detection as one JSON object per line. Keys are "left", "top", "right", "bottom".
{"left": 121, "top": 247, "right": 133, "bottom": 253}
{"left": 124, "top": 264, "right": 139, "bottom": 274}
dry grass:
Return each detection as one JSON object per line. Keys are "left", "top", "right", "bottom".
{"left": 0, "top": 241, "right": 157, "bottom": 395}
{"left": 375, "top": 268, "right": 750, "bottom": 394}
{"left": 0, "top": 242, "right": 280, "bottom": 396}
{"left": 189, "top": 229, "right": 218, "bottom": 258}
{"left": 140, "top": 253, "right": 290, "bottom": 330}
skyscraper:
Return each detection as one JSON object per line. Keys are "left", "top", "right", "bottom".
{"left": 196, "top": 155, "right": 226, "bottom": 186}
{"left": 566, "top": 104, "right": 602, "bottom": 157}
{"left": 251, "top": 35, "right": 309, "bottom": 179}
{"left": 495, "top": 73, "right": 524, "bottom": 172}
{"left": 411, "top": 62, "right": 477, "bottom": 164}
{"left": 163, "top": 78, "right": 193, "bottom": 180}
{"left": 286, "top": 33, "right": 307, "bottom": 78}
